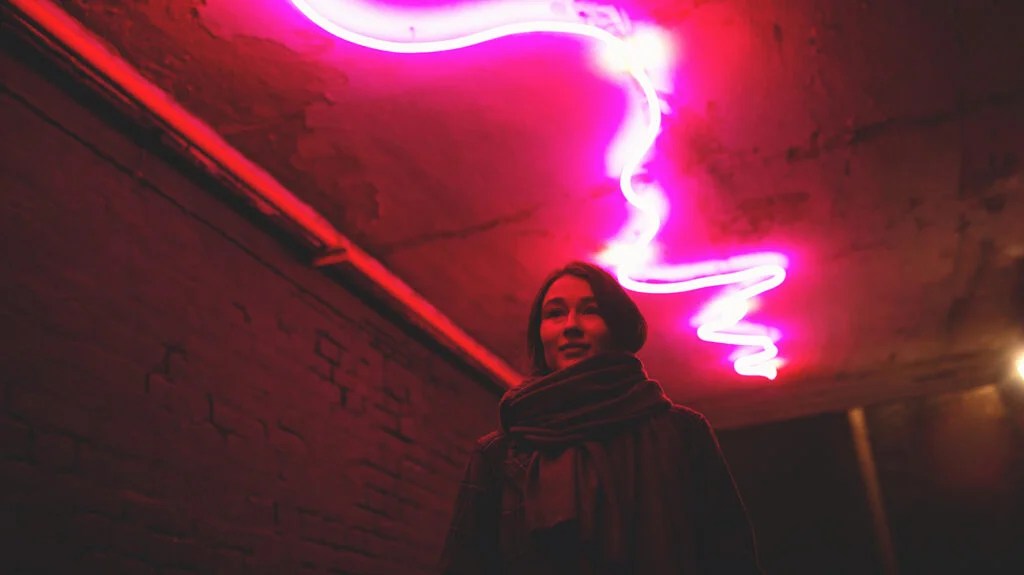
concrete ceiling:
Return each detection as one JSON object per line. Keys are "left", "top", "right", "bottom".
{"left": 58, "top": 0, "right": 1024, "bottom": 425}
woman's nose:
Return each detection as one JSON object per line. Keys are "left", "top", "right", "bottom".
{"left": 563, "top": 311, "right": 583, "bottom": 332}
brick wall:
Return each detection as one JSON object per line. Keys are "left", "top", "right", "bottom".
{"left": 0, "top": 38, "right": 500, "bottom": 574}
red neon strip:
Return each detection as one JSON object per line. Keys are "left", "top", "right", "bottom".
{"left": 9, "top": 0, "right": 524, "bottom": 387}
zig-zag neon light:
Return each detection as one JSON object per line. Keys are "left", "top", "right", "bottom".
{"left": 290, "top": 0, "right": 789, "bottom": 380}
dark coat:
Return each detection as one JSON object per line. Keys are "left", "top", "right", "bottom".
{"left": 438, "top": 404, "right": 763, "bottom": 574}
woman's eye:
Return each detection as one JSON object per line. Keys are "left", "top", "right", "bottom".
{"left": 583, "top": 306, "right": 600, "bottom": 315}
{"left": 544, "top": 308, "right": 565, "bottom": 318}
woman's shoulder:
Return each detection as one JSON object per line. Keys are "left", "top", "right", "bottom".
{"left": 660, "top": 402, "right": 715, "bottom": 432}
{"left": 473, "top": 429, "right": 508, "bottom": 454}
{"left": 467, "top": 430, "right": 514, "bottom": 477}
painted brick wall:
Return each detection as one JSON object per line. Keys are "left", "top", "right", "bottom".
{"left": 0, "top": 39, "right": 500, "bottom": 574}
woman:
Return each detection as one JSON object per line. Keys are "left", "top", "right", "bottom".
{"left": 438, "top": 261, "right": 762, "bottom": 574}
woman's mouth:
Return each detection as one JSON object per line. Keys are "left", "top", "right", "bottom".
{"left": 560, "top": 343, "right": 591, "bottom": 356}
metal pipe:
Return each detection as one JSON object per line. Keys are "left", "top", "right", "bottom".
{"left": 847, "top": 407, "right": 900, "bottom": 575}
{"left": 6, "top": 0, "right": 522, "bottom": 389}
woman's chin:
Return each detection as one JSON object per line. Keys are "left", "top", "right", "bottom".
{"left": 559, "top": 359, "right": 580, "bottom": 371}
{"left": 556, "top": 353, "right": 591, "bottom": 371}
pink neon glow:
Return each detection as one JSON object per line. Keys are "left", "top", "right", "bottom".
{"left": 290, "top": 0, "right": 789, "bottom": 380}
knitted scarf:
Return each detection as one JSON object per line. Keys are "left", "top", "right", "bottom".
{"left": 498, "top": 351, "right": 671, "bottom": 567}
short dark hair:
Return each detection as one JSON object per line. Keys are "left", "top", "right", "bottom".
{"left": 526, "top": 261, "right": 648, "bottom": 375}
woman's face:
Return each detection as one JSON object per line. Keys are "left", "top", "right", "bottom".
{"left": 539, "top": 275, "right": 613, "bottom": 371}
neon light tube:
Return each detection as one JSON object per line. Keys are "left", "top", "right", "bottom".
{"left": 291, "top": 0, "right": 789, "bottom": 380}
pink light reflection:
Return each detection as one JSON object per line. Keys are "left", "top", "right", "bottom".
{"left": 290, "top": 0, "right": 789, "bottom": 380}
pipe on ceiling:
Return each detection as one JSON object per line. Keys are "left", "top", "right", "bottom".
{"left": 6, "top": 0, "right": 522, "bottom": 389}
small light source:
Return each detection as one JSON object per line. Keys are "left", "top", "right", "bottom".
{"left": 1016, "top": 354, "right": 1024, "bottom": 381}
